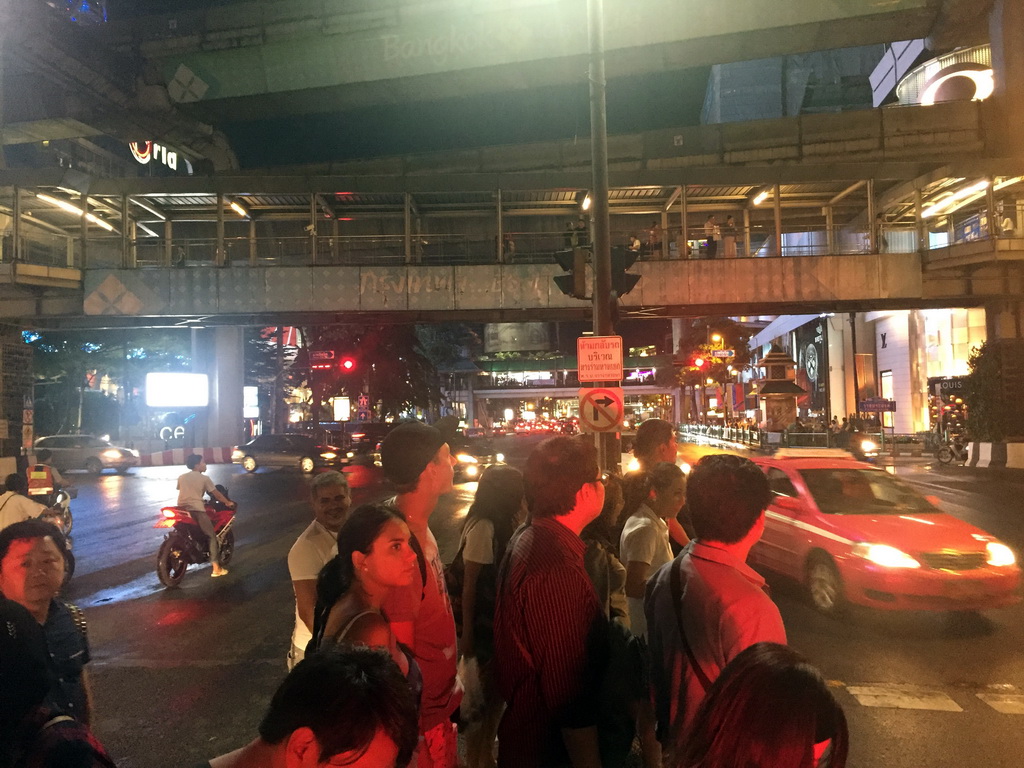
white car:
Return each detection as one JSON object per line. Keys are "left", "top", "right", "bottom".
{"left": 34, "top": 434, "right": 140, "bottom": 475}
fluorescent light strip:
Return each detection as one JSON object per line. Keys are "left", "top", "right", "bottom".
{"left": 229, "top": 201, "right": 248, "bottom": 218}
{"left": 131, "top": 198, "right": 166, "bottom": 221}
{"left": 922, "top": 180, "right": 990, "bottom": 218}
{"left": 36, "top": 193, "right": 116, "bottom": 232}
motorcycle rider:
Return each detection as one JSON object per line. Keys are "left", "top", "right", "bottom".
{"left": 29, "top": 449, "right": 74, "bottom": 503}
{"left": 177, "top": 454, "right": 235, "bottom": 577}
{"left": 0, "top": 474, "right": 50, "bottom": 532}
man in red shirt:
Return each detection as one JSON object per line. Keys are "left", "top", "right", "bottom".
{"left": 379, "top": 421, "right": 461, "bottom": 768}
{"left": 494, "top": 436, "right": 607, "bottom": 768}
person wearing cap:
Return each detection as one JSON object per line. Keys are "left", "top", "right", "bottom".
{"left": 379, "top": 421, "right": 461, "bottom": 768}
{"left": 0, "top": 596, "right": 116, "bottom": 767}
{"left": 632, "top": 419, "right": 690, "bottom": 547}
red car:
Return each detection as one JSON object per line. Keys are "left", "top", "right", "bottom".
{"left": 750, "top": 450, "right": 1020, "bottom": 615}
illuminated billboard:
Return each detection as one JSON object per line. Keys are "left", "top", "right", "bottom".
{"left": 145, "top": 373, "right": 209, "bottom": 408}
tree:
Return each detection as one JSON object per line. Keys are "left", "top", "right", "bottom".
{"left": 963, "top": 341, "right": 1024, "bottom": 442}
{"left": 674, "top": 318, "right": 753, "bottom": 422}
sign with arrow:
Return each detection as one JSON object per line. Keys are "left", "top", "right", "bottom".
{"left": 578, "top": 387, "right": 625, "bottom": 433}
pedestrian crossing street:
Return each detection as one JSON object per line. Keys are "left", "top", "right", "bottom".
{"left": 829, "top": 681, "right": 1024, "bottom": 714}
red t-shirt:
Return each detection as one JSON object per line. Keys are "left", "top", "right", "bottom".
{"left": 383, "top": 526, "right": 461, "bottom": 731}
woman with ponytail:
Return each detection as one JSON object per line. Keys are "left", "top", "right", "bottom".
{"left": 307, "top": 503, "right": 420, "bottom": 680}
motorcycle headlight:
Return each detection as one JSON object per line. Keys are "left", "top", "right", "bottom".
{"left": 987, "top": 542, "right": 1017, "bottom": 567}
{"left": 860, "top": 439, "right": 878, "bottom": 453}
{"left": 495, "top": 453, "right": 505, "bottom": 463}
{"left": 852, "top": 543, "right": 921, "bottom": 569}
{"left": 320, "top": 452, "right": 337, "bottom": 460}
{"left": 465, "top": 464, "right": 479, "bottom": 477}
{"left": 456, "top": 454, "right": 478, "bottom": 464}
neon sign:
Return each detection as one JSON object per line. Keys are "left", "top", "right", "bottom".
{"left": 129, "top": 141, "right": 178, "bottom": 171}
{"left": 919, "top": 64, "right": 994, "bottom": 106}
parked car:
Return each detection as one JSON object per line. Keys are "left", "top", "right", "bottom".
{"left": 451, "top": 437, "right": 505, "bottom": 482}
{"left": 231, "top": 433, "right": 343, "bottom": 474}
{"left": 33, "top": 434, "right": 140, "bottom": 475}
{"left": 750, "top": 449, "right": 1020, "bottom": 615}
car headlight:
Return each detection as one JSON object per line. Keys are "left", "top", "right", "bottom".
{"left": 679, "top": 462, "right": 692, "bottom": 475}
{"left": 853, "top": 543, "right": 921, "bottom": 568}
{"left": 626, "top": 457, "right": 640, "bottom": 473}
{"left": 465, "top": 464, "right": 479, "bottom": 476}
{"left": 231, "top": 449, "right": 243, "bottom": 459}
{"left": 129, "top": 449, "right": 140, "bottom": 458}
{"left": 346, "top": 451, "right": 355, "bottom": 459}
{"left": 860, "top": 439, "right": 878, "bottom": 453}
{"left": 986, "top": 542, "right": 1017, "bottom": 567}
{"left": 320, "top": 452, "right": 337, "bottom": 460}
{"left": 456, "top": 454, "right": 478, "bottom": 464}
{"left": 495, "top": 453, "right": 505, "bottom": 463}
{"left": 101, "top": 449, "right": 121, "bottom": 460}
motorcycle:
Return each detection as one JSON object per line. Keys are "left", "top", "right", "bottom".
{"left": 937, "top": 436, "right": 969, "bottom": 465}
{"left": 29, "top": 487, "right": 75, "bottom": 536}
{"left": 154, "top": 486, "right": 236, "bottom": 588}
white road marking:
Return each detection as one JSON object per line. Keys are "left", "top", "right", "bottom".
{"left": 846, "top": 684, "right": 963, "bottom": 712}
{"left": 977, "top": 693, "right": 1024, "bottom": 714}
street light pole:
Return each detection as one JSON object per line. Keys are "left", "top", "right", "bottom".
{"left": 587, "top": 0, "right": 617, "bottom": 469}
{"left": 588, "top": 0, "right": 612, "bottom": 336}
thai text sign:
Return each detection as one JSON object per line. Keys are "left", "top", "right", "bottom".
{"left": 577, "top": 336, "right": 623, "bottom": 382}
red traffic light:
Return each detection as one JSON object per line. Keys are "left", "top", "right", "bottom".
{"left": 693, "top": 356, "right": 706, "bottom": 369}
{"left": 340, "top": 357, "right": 357, "bottom": 372}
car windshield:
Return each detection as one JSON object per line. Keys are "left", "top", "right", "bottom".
{"left": 799, "top": 468, "right": 938, "bottom": 515}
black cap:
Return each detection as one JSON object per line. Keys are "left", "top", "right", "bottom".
{"left": 380, "top": 422, "right": 446, "bottom": 486}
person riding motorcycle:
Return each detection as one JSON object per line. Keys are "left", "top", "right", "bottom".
{"left": 27, "top": 449, "right": 75, "bottom": 505}
{"left": 176, "top": 454, "right": 235, "bottom": 578}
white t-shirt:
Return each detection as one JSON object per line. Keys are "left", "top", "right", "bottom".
{"left": 288, "top": 520, "right": 339, "bottom": 651}
{"left": 620, "top": 504, "right": 673, "bottom": 637}
{"left": 0, "top": 491, "right": 46, "bottom": 532}
{"left": 461, "top": 518, "right": 495, "bottom": 565}
{"left": 176, "top": 470, "right": 215, "bottom": 512}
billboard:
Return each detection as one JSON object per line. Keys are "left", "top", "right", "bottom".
{"left": 145, "top": 373, "right": 209, "bottom": 408}
{"left": 484, "top": 323, "right": 551, "bottom": 354}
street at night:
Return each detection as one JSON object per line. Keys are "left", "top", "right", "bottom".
{"left": 60, "top": 438, "right": 1024, "bottom": 768}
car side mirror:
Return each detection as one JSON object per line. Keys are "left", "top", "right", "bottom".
{"left": 772, "top": 495, "right": 805, "bottom": 514}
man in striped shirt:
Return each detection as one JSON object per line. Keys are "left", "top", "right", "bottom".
{"left": 494, "top": 436, "right": 607, "bottom": 768}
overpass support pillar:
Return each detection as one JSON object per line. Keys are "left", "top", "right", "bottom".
{"left": 192, "top": 326, "right": 244, "bottom": 450}
{"left": 989, "top": 0, "right": 1024, "bottom": 150}
{"left": 985, "top": 300, "right": 1024, "bottom": 436}
{"left": 163, "top": 220, "right": 173, "bottom": 266}
{"left": 679, "top": 185, "right": 689, "bottom": 255}
{"left": 215, "top": 193, "right": 225, "bottom": 266}
{"left": 10, "top": 186, "right": 20, "bottom": 262}
{"left": 773, "top": 184, "right": 782, "bottom": 257}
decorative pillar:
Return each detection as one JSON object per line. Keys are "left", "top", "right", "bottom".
{"left": 679, "top": 184, "right": 689, "bottom": 258}
{"left": 192, "top": 326, "right": 245, "bottom": 449}
{"left": 825, "top": 206, "right": 835, "bottom": 254}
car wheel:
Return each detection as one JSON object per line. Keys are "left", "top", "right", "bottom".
{"left": 299, "top": 456, "right": 315, "bottom": 474}
{"left": 937, "top": 446, "right": 953, "bottom": 464}
{"left": 807, "top": 555, "right": 845, "bottom": 616}
{"left": 241, "top": 456, "right": 258, "bottom": 473}
{"left": 84, "top": 457, "right": 103, "bottom": 475}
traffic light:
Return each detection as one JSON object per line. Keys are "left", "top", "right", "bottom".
{"left": 610, "top": 246, "right": 641, "bottom": 296}
{"left": 339, "top": 356, "right": 357, "bottom": 373}
{"left": 553, "top": 247, "right": 588, "bottom": 299}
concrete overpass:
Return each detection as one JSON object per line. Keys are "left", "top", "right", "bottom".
{"left": 104, "top": 0, "right": 986, "bottom": 121}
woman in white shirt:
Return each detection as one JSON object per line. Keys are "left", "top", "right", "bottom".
{"left": 620, "top": 462, "right": 687, "bottom": 638}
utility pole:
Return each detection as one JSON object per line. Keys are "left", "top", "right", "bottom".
{"left": 587, "top": 0, "right": 618, "bottom": 471}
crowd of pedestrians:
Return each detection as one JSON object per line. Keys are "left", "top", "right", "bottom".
{"left": 1, "top": 416, "right": 849, "bottom": 768}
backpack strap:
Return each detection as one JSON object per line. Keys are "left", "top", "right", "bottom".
{"left": 669, "top": 556, "right": 713, "bottom": 694}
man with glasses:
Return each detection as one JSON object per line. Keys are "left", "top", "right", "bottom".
{"left": 494, "top": 436, "right": 608, "bottom": 768}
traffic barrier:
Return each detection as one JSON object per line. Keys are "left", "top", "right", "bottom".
{"left": 138, "top": 447, "right": 234, "bottom": 467}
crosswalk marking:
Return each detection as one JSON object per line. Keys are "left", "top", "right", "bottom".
{"left": 976, "top": 693, "right": 1024, "bottom": 714}
{"left": 846, "top": 684, "right": 963, "bottom": 712}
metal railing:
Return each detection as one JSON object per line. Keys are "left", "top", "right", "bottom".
{"left": 5, "top": 222, "right": 1020, "bottom": 272}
